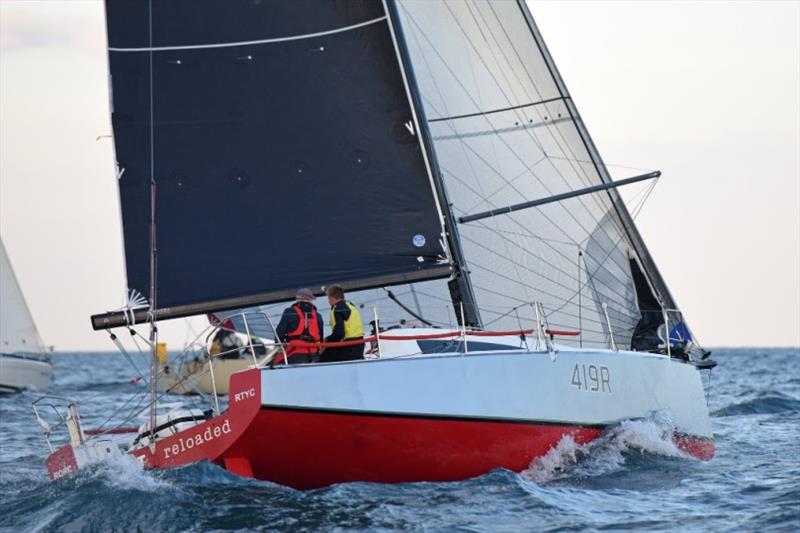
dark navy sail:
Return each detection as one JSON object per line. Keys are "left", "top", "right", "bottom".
{"left": 95, "top": 0, "right": 449, "bottom": 328}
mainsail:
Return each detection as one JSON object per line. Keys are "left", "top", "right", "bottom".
{"left": 0, "top": 238, "right": 45, "bottom": 355}
{"left": 94, "top": 0, "right": 451, "bottom": 329}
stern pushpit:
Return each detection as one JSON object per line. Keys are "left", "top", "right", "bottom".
{"left": 34, "top": 397, "right": 127, "bottom": 480}
{"left": 34, "top": 397, "right": 210, "bottom": 480}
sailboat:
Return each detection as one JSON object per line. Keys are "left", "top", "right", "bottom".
{"left": 39, "top": 0, "right": 716, "bottom": 488}
{"left": 1, "top": 238, "right": 52, "bottom": 393}
{"left": 156, "top": 311, "right": 278, "bottom": 396}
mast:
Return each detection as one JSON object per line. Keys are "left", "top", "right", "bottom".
{"left": 146, "top": 0, "right": 157, "bottom": 439}
{"left": 384, "top": 0, "right": 482, "bottom": 328}
{"left": 515, "top": 0, "right": 676, "bottom": 310}
{"left": 147, "top": 176, "right": 158, "bottom": 440}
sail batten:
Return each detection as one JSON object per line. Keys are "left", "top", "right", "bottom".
{"left": 108, "top": 16, "right": 389, "bottom": 52}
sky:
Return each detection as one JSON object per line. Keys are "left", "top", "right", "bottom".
{"left": 0, "top": 0, "right": 798, "bottom": 350}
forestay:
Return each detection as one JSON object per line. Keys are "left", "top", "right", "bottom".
{"left": 98, "top": 0, "right": 450, "bottom": 327}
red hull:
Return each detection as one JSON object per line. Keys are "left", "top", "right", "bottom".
{"left": 222, "top": 409, "right": 603, "bottom": 489}
{"left": 50, "top": 368, "right": 714, "bottom": 487}
{"left": 674, "top": 434, "right": 715, "bottom": 461}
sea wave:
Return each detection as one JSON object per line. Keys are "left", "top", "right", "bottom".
{"left": 2, "top": 349, "right": 798, "bottom": 532}
{"left": 91, "top": 453, "right": 172, "bottom": 492}
{"left": 712, "top": 391, "right": 800, "bottom": 417}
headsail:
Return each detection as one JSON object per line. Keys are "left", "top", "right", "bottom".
{"left": 0, "top": 238, "right": 45, "bottom": 355}
{"left": 394, "top": 0, "right": 693, "bottom": 351}
{"left": 94, "top": 0, "right": 452, "bottom": 329}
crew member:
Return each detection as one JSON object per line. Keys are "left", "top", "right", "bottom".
{"left": 209, "top": 328, "right": 244, "bottom": 360}
{"left": 320, "top": 284, "right": 364, "bottom": 363}
{"left": 274, "top": 288, "right": 323, "bottom": 364}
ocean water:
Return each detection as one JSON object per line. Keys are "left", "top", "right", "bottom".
{"left": 0, "top": 348, "right": 798, "bottom": 532}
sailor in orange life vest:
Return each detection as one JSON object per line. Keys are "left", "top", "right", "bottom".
{"left": 274, "top": 288, "right": 324, "bottom": 364}
{"left": 319, "top": 284, "right": 365, "bottom": 363}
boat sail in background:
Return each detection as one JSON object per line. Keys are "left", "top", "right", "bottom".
{"left": 40, "top": 0, "right": 716, "bottom": 487}
{"left": 1, "top": 238, "right": 52, "bottom": 393}
{"left": 156, "top": 311, "right": 278, "bottom": 396}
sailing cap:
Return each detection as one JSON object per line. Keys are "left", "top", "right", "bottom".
{"left": 295, "top": 288, "right": 315, "bottom": 302}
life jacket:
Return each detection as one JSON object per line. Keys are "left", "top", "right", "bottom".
{"left": 284, "top": 304, "right": 321, "bottom": 357}
{"left": 329, "top": 301, "right": 364, "bottom": 340}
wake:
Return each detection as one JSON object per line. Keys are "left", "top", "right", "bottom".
{"left": 89, "top": 453, "right": 172, "bottom": 492}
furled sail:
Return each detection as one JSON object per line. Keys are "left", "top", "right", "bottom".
{"left": 0, "top": 238, "right": 45, "bottom": 355}
{"left": 94, "top": 0, "right": 452, "bottom": 329}
{"left": 394, "top": 0, "right": 693, "bottom": 351}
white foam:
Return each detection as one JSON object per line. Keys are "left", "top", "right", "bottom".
{"left": 521, "top": 435, "right": 584, "bottom": 484}
{"left": 93, "top": 454, "right": 172, "bottom": 492}
{"left": 521, "top": 411, "right": 688, "bottom": 483}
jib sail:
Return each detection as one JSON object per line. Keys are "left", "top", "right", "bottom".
{"left": 393, "top": 0, "right": 694, "bottom": 351}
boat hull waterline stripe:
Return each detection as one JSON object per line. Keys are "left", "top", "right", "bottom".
{"left": 260, "top": 404, "right": 609, "bottom": 430}
{"left": 257, "top": 405, "right": 716, "bottom": 444}
{"left": 108, "top": 16, "right": 387, "bottom": 52}
{"left": 257, "top": 406, "right": 713, "bottom": 444}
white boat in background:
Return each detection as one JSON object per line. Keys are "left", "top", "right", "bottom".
{"left": 0, "top": 238, "right": 52, "bottom": 393}
{"left": 157, "top": 327, "right": 277, "bottom": 396}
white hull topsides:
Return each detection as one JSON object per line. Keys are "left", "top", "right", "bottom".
{"left": 0, "top": 354, "right": 52, "bottom": 393}
{"left": 262, "top": 338, "right": 713, "bottom": 441}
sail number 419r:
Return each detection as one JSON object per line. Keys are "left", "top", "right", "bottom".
{"left": 571, "top": 364, "right": 611, "bottom": 393}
